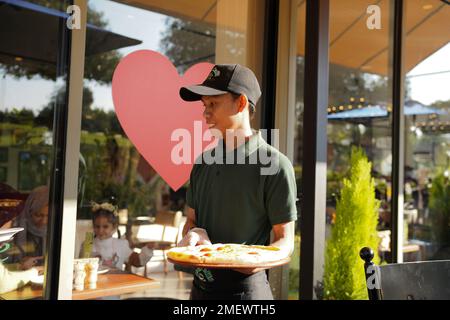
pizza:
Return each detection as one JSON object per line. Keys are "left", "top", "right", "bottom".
{"left": 167, "top": 243, "right": 289, "bottom": 266}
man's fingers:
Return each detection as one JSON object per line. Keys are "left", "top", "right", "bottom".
{"left": 178, "top": 229, "right": 211, "bottom": 247}
{"left": 198, "top": 238, "right": 212, "bottom": 245}
{"left": 185, "top": 233, "right": 200, "bottom": 246}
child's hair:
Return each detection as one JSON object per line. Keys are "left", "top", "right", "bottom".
{"left": 90, "top": 202, "right": 118, "bottom": 228}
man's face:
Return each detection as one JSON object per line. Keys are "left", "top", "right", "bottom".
{"left": 201, "top": 93, "right": 240, "bottom": 135}
{"left": 31, "top": 205, "right": 48, "bottom": 229}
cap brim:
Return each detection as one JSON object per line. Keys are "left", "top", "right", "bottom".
{"left": 179, "top": 85, "right": 229, "bottom": 102}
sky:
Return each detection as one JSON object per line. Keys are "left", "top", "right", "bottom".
{"left": 0, "top": 0, "right": 449, "bottom": 114}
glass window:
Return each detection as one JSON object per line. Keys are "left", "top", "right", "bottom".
{"left": 290, "top": 0, "right": 306, "bottom": 300}
{"left": 403, "top": 1, "right": 450, "bottom": 262}
{"left": 323, "top": 0, "right": 394, "bottom": 300}
{"left": 76, "top": 0, "right": 266, "bottom": 299}
{"left": 0, "top": 0, "right": 70, "bottom": 299}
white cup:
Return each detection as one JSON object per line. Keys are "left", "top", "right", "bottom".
{"left": 73, "top": 262, "right": 86, "bottom": 291}
{"left": 87, "top": 258, "right": 99, "bottom": 289}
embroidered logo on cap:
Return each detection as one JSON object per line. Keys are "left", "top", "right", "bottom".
{"left": 207, "top": 67, "right": 221, "bottom": 80}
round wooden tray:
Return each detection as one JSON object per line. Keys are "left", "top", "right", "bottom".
{"left": 167, "top": 257, "right": 291, "bottom": 269}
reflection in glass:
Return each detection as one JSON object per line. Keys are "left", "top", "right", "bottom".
{"left": 0, "top": 0, "right": 71, "bottom": 298}
{"left": 290, "top": 0, "right": 306, "bottom": 300}
{"left": 76, "top": 0, "right": 266, "bottom": 299}
{"left": 320, "top": 0, "right": 393, "bottom": 300}
{"left": 403, "top": 1, "right": 450, "bottom": 262}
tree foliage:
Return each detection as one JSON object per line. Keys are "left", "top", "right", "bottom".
{"left": 323, "top": 147, "right": 380, "bottom": 300}
{"left": 159, "top": 17, "right": 215, "bottom": 73}
{"left": 429, "top": 173, "right": 450, "bottom": 247}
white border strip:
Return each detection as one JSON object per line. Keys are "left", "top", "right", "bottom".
{"left": 57, "top": 0, "right": 87, "bottom": 299}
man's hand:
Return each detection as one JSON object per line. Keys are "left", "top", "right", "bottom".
{"left": 177, "top": 228, "right": 212, "bottom": 247}
{"left": 20, "top": 256, "right": 43, "bottom": 270}
{"left": 34, "top": 265, "right": 45, "bottom": 276}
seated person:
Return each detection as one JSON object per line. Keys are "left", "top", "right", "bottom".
{"left": 11, "top": 186, "right": 49, "bottom": 270}
{"left": 79, "top": 202, "right": 153, "bottom": 271}
{"left": 0, "top": 206, "right": 40, "bottom": 294}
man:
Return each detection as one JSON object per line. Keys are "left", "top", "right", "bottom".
{"left": 178, "top": 64, "right": 297, "bottom": 300}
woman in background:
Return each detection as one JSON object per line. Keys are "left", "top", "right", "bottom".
{"left": 12, "top": 186, "right": 49, "bottom": 270}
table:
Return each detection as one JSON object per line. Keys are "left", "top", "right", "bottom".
{"left": 0, "top": 272, "right": 159, "bottom": 300}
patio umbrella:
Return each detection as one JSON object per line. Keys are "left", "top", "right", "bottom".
{"left": 404, "top": 100, "right": 446, "bottom": 116}
{"left": 0, "top": 0, "right": 142, "bottom": 65}
{"left": 328, "top": 105, "right": 388, "bottom": 120}
{"left": 328, "top": 100, "right": 444, "bottom": 120}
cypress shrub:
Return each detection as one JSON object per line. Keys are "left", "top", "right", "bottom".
{"left": 323, "top": 147, "right": 380, "bottom": 300}
{"left": 429, "top": 173, "right": 450, "bottom": 248}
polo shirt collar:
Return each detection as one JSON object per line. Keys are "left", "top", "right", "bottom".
{"left": 211, "top": 129, "right": 265, "bottom": 159}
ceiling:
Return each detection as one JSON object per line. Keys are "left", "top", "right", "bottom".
{"left": 297, "top": 0, "right": 450, "bottom": 75}
{"left": 116, "top": 0, "right": 450, "bottom": 76}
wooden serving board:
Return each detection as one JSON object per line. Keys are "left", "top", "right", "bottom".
{"left": 167, "top": 257, "right": 291, "bottom": 269}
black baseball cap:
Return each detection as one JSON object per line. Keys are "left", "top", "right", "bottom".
{"left": 179, "top": 64, "right": 262, "bottom": 106}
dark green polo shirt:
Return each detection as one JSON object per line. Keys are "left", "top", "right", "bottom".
{"left": 186, "top": 130, "right": 298, "bottom": 246}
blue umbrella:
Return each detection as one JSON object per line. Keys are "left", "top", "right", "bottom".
{"left": 328, "top": 100, "right": 444, "bottom": 120}
{"left": 404, "top": 100, "right": 446, "bottom": 116}
{"left": 328, "top": 105, "right": 387, "bottom": 120}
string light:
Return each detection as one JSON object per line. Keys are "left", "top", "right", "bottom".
{"left": 410, "top": 120, "right": 450, "bottom": 133}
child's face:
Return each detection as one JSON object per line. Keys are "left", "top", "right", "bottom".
{"left": 93, "top": 216, "right": 115, "bottom": 240}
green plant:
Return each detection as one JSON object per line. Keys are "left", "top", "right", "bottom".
{"left": 323, "top": 147, "right": 380, "bottom": 300}
{"left": 429, "top": 172, "right": 450, "bottom": 247}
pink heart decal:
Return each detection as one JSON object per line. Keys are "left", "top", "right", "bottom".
{"left": 112, "top": 50, "right": 215, "bottom": 191}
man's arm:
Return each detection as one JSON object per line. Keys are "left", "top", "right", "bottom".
{"left": 270, "top": 221, "right": 295, "bottom": 256}
{"left": 233, "top": 220, "right": 295, "bottom": 274}
{"left": 182, "top": 206, "right": 196, "bottom": 237}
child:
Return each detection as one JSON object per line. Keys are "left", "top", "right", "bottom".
{"left": 79, "top": 202, "right": 153, "bottom": 271}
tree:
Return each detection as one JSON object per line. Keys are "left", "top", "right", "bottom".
{"left": 323, "top": 147, "right": 380, "bottom": 300}
{"left": 159, "top": 17, "right": 216, "bottom": 73}
{"left": 429, "top": 173, "right": 450, "bottom": 254}
{"left": 430, "top": 99, "right": 450, "bottom": 112}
